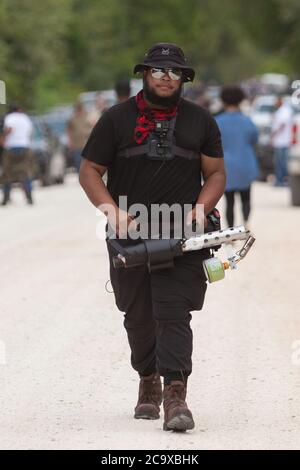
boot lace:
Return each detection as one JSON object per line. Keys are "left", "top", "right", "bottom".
{"left": 165, "top": 383, "right": 186, "bottom": 409}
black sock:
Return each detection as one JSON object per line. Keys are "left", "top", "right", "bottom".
{"left": 139, "top": 365, "right": 157, "bottom": 378}
{"left": 164, "top": 371, "right": 188, "bottom": 386}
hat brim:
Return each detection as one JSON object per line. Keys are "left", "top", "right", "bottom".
{"left": 134, "top": 62, "right": 195, "bottom": 83}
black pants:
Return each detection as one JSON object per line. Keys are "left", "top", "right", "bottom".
{"left": 107, "top": 240, "right": 209, "bottom": 379}
{"left": 224, "top": 187, "right": 251, "bottom": 227}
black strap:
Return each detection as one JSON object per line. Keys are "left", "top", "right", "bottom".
{"left": 116, "top": 115, "right": 198, "bottom": 160}
{"left": 144, "top": 239, "right": 175, "bottom": 272}
{"left": 117, "top": 143, "right": 198, "bottom": 160}
{"left": 117, "top": 144, "right": 148, "bottom": 158}
{"left": 172, "top": 145, "right": 199, "bottom": 159}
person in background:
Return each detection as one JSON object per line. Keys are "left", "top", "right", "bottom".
{"left": 271, "top": 96, "right": 293, "bottom": 187}
{"left": 1, "top": 103, "right": 34, "bottom": 206}
{"left": 216, "top": 86, "right": 259, "bottom": 228}
{"left": 184, "top": 85, "right": 211, "bottom": 110}
{"left": 67, "top": 102, "right": 92, "bottom": 173}
{"left": 87, "top": 93, "right": 110, "bottom": 128}
{"left": 115, "top": 78, "right": 131, "bottom": 104}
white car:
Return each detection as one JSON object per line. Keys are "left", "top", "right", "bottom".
{"left": 250, "top": 95, "right": 277, "bottom": 138}
{"left": 250, "top": 95, "right": 300, "bottom": 182}
{"left": 78, "top": 79, "right": 143, "bottom": 113}
{"left": 260, "top": 73, "right": 290, "bottom": 94}
{"left": 249, "top": 95, "right": 278, "bottom": 180}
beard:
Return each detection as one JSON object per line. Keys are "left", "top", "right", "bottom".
{"left": 143, "top": 76, "right": 183, "bottom": 108}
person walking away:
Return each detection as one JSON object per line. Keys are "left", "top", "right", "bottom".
{"left": 216, "top": 86, "right": 259, "bottom": 228}
{"left": 79, "top": 43, "right": 226, "bottom": 432}
{"left": 1, "top": 103, "right": 34, "bottom": 205}
{"left": 67, "top": 102, "right": 92, "bottom": 173}
{"left": 115, "top": 79, "right": 131, "bottom": 104}
{"left": 87, "top": 93, "right": 110, "bottom": 128}
{"left": 271, "top": 96, "right": 293, "bottom": 187}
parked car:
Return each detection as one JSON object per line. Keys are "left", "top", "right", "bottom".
{"left": 78, "top": 90, "right": 112, "bottom": 113}
{"left": 249, "top": 95, "right": 278, "bottom": 180}
{"left": 30, "top": 115, "right": 67, "bottom": 185}
{"left": 30, "top": 116, "right": 51, "bottom": 185}
{"left": 260, "top": 73, "right": 290, "bottom": 95}
{"left": 249, "top": 94, "right": 299, "bottom": 181}
{"left": 41, "top": 105, "right": 73, "bottom": 148}
{"left": 78, "top": 79, "right": 143, "bottom": 114}
{"left": 40, "top": 105, "right": 73, "bottom": 173}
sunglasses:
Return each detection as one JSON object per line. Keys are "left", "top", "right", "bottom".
{"left": 149, "top": 67, "right": 183, "bottom": 81}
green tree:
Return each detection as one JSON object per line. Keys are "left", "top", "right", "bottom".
{"left": 1, "top": 0, "right": 300, "bottom": 111}
{"left": 1, "top": 0, "right": 72, "bottom": 109}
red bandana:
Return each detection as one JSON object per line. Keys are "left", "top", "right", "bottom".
{"left": 134, "top": 90, "right": 178, "bottom": 145}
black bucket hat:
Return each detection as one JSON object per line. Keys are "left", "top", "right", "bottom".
{"left": 134, "top": 43, "right": 195, "bottom": 82}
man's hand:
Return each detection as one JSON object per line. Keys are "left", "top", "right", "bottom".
{"left": 79, "top": 159, "right": 137, "bottom": 238}
{"left": 186, "top": 206, "right": 208, "bottom": 229}
{"left": 106, "top": 208, "right": 138, "bottom": 238}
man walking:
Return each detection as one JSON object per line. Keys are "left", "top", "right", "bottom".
{"left": 79, "top": 43, "right": 226, "bottom": 432}
{"left": 67, "top": 102, "right": 93, "bottom": 173}
{"left": 1, "top": 103, "right": 34, "bottom": 205}
{"left": 115, "top": 78, "right": 131, "bottom": 104}
{"left": 271, "top": 96, "right": 293, "bottom": 186}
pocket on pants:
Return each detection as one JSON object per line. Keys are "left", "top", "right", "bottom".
{"left": 151, "top": 249, "right": 209, "bottom": 314}
{"left": 106, "top": 241, "right": 150, "bottom": 313}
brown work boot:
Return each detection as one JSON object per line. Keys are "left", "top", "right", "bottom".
{"left": 163, "top": 380, "right": 195, "bottom": 432}
{"left": 134, "top": 372, "right": 162, "bottom": 420}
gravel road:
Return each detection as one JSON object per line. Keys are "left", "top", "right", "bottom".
{"left": 0, "top": 176, "right": 299, "bottom": 449}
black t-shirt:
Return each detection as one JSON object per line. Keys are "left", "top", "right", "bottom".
{"left": 82, "top": 97, "right": 223, "bottom": 209}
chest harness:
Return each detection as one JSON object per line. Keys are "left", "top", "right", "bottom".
{"left": 108, "top": 113, "right": 222, "bottom": 272}
{"left": 116, "top": 116, "right": 199, "bottom": 161}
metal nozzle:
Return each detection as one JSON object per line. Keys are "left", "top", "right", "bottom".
{"left": 236, "top": 235, "right": 256, "bottom": 260}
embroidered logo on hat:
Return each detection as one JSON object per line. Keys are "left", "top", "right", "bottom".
{"left": 134, "top": 42, "right": 195, "bottom": 82}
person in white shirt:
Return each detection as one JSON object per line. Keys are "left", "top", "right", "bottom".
{"left": 271, "top": 97, "right": 293, "bottom": 186}
{"left": 1, "top": 103, "right": 34, "bottom": 205}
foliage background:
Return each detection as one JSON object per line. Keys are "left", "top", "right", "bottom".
{"left": 1, "top": 0, "right": 300, "bottom": 110}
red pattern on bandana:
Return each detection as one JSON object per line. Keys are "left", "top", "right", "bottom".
{"left": 134, "top": 90, "right": 178, "bottom": 144}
